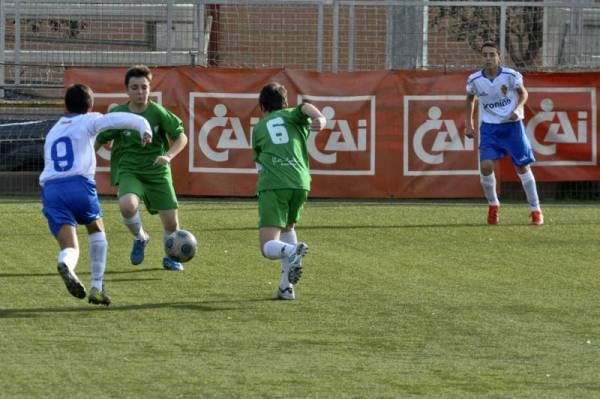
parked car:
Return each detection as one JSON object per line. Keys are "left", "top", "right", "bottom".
{"left": 0, "top": 119, "right": 57, "bottom": 172}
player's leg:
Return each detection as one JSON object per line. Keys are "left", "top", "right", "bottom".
{"left": 118, "top": 173, "right": 150, "bottom": 265}
{"left": 509, "top": 121, "right": 543, "bottom": 225}
{"left": 282, "top": 189, "right": 309, "bottom": 287}
{"left": 516, "top": 165, "right": 543, "bottom": 225}
{"left": 143, "top": 172, "right": 183, "bottom": 270}
{"left": 41, "top": 179, "right": 86, "bottom": 299}
{"left": 85, "top": 219, "right": 110, "bottom": 305}
{"left": 258, "top": 190, "right": 308, "bottom": 300}
{"left": 159, "top": 209, "right": 184, "bottom": 271}
{"left": 130, "top": 171, "right": 183, "bottom": 270}
{"left": 55, "top": 224, "right": 87, "bottom": 299}
{"left": 258, "top": 190, "right": 297, "bottom": 260}
{"left": 279, "top": 226, "right": 298, "bottom": 290}
{"left": 479, "top": 122, "right": 503, "bottom": 224}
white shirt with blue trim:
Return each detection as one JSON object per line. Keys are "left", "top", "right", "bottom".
{"left": 466, "top": 66, "right": 524, "bottom": 124}
{"left": 39, "top": 112, "right": 151, "bottom": 185}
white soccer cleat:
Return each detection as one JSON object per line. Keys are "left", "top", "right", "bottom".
{"left": 274, "top": 286, "right": 295, "bottom": 300}
{"left": 287, "top": 242, "right": 308, "bottom": 285}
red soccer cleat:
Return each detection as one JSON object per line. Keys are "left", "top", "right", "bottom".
{"left": 487, "top": 205, "right": 500, "bottom": 225}
{"left": 531, "top": 210, "right": 544, "bottom": 226}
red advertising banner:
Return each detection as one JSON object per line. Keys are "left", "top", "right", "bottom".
{"left": 64, "top": 67, "right": 599, "bottom": 198}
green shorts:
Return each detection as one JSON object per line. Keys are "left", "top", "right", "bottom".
{"left": 117, "top": 171, "right": 178, "bottom": 215}
{"left": 258, "top": 189, "right": 308, "bottom": 228}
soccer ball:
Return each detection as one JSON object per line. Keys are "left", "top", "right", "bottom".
{"left": 164, "top": 229, "right": 198, "bottom": 263}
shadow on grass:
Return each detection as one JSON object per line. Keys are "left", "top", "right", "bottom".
{"left": 0, "top": 268, "right": 163, "bottom": 278}
{"left": 0, "top": 298, "right": 272, "bottom": 319}
{"left": 202, "top": 222, "right": 541, "bottom": 232}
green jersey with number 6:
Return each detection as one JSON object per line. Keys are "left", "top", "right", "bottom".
{"left": 252, "top": 105, "right": 312, "bottom": 192}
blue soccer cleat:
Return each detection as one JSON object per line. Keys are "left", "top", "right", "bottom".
{"left": 130, "top": 236, "right": 150, "bottom": 265}
{"left": 162, "top": 257, "right": 184, "bottom": 271}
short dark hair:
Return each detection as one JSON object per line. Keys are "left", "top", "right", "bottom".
{"left": 64, "top": 84, "right": 93, "bottom": 114}
{"left": 125, "top": 64, "right": 152, "bottom": 87}
{"left": 481, "top": 42, "right": 499, "bottom": 53}
{"left": 259, "top": 82, "right": 288, "bottom": 113}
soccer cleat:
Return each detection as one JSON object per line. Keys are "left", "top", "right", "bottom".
{"left": 274, "top": 286, "right": 295, "bottom": 300}
{"left": 162, "top": 257, "right": 184, "bottom": 271}
{"left": 57, "top": 262, "right": 86, "bottom": 299}
{"left": 531, "top": 210, "right": 544, "bottom": 226}
{"left": 287, "top": 242, "right": 308, "bottom": 285}
{"left": 88, "top": 287, "right": 111, "bottom": 306}
{"left": 130, "top": 236, "right": 150, "bottom": 265}
{"left": 487, "top": 205, "right": 500, "bottom": 225}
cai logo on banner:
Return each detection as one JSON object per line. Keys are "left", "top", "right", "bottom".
{"left": 189, "top": 92, "right": 260, "bottom": 174}
{"left": 189, "top": 92, "right": 376, "bottom": 175}
{"left": 525, "top": 87, "right": 596, "bottom": 166}
{"left": 298, "top": 95, "right": 376, "bottom": 176}
{"left": 403, "top": 95, "right": 479, "bottom": 176}
{"left": 93, "top": 92, "right": 163, "bottom": 172}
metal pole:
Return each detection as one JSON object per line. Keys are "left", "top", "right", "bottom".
{"left": 317, "top": 3, "right": 323, "bottom": 72}
{"left": 348, "top": 4, "right": 355, "bottom": 72}
{"left": 332, "top": 0, "right": 339, "bottom": 72}
{"left": 499, "top": 4, "right": 507, "bottom": 61}
{"left": 195, "top": 1, "right": 206, "bottom": 66}
{"left": 167, "top": 0, "right": 173, "bottom": 65}
{"left": 385, "top": 2, "right": 393, "bottom": 70}
{"left": 15, "top": 0, "right": 20, "bottom": 85}
{"left": 0, "top": 0, "right": 5, "bottom": 98}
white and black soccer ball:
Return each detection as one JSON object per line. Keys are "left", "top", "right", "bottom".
{"left": 164, "top": 229, "right": 198, "bottom": 263}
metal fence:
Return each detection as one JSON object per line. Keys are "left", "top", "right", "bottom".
{"left": 1, "top": 0, "right": 600, "bottom": 98}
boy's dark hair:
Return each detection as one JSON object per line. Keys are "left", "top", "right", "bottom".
{"left": 259, "top": 82, "right": 288, "bottom": 113}
{"left": 65, "top": 84, "right": 93, "bottom": 114}
{"left": 481, "top": 42, "right": 499, "bottom": 53}
{"left": 125, "top": 64, "right": 152, "bottom": 87}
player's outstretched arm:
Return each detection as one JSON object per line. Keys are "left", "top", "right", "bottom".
{"left": 301, "top": 102, "right": 326, "bottom": 131}
{"left": 91, "top": 112, "right": 153, "bottom": 144}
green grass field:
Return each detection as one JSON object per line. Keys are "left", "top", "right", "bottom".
{"left": 1, "top": 198, "right": 599, "bottom": 398}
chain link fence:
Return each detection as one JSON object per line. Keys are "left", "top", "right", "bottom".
{"left": 1, "top": 0, "right": 599, "bottom": 98}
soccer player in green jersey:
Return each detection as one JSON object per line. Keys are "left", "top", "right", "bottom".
{"left": 252, "top": 82, "right": 326, "bottom": 300}
{"left": 95, "top": 65, "right": 188, "bottom": 271}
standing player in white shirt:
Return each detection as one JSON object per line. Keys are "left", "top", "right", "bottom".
{"left": 40, "top": 84, "right": 152, "bottom": 305}
{"left": 465, "top": 42, "right": 543, "bottom": 226}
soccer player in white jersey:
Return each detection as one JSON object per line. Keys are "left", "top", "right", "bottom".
{"left": 40, "top": 84, "right": 152, "bottom": 305}
{"left": 465, "top": 42, "right": 543, "bottom": 226}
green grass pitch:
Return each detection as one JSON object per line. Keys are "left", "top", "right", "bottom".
{"left": 0, "top": 198, "right": 599, "bottom": 398}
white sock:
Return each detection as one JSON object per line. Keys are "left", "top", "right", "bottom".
{"left": 518, "top": 170, "right": 541, "bottom": 211}
{"left": 279, "top": 230, "right": 298, "bottom": 289}
{"left": 262, "top": 240, "right": 295, "bottom": 260}
{"left": 89, "top": 232, "right": 108, "bottom": 290}
{"left": 122, "top": 211, "right": 147, "bottom": 240}
{"left": 480, "top": 173, "right": 500, "bottom": 206}
{"left": 58, "top": 247, "right": 79, "bottom": 271}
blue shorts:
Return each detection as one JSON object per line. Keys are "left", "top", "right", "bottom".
{"left": 41, "top": 175, "right": 103, "bottom": 237}
{"left": 479, "top": 120, "right": 536, "bottom": 167}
